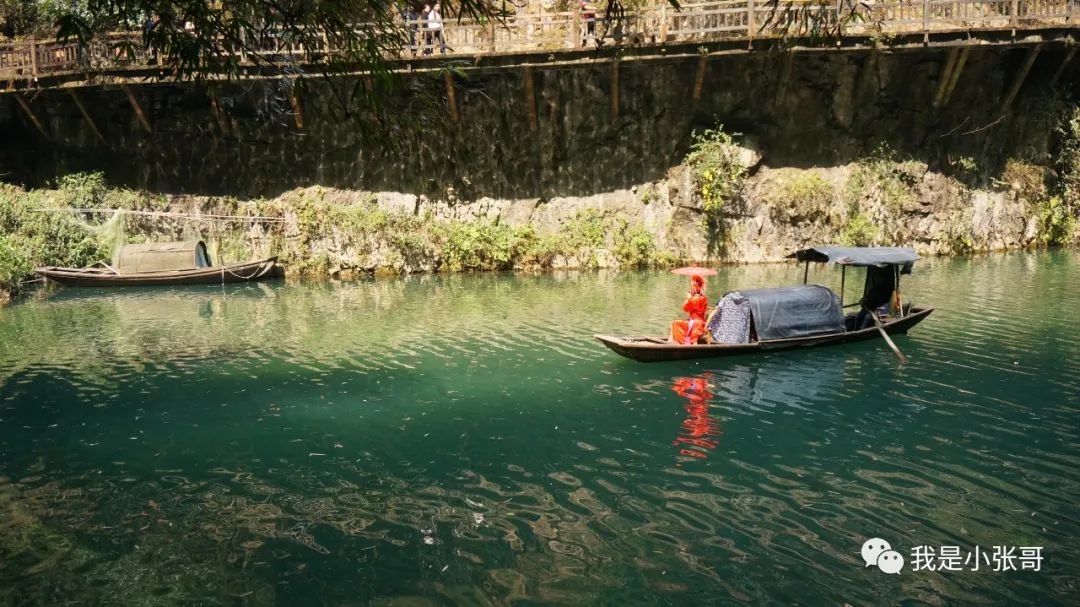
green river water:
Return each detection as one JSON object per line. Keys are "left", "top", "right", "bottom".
{"left": 0, "top": 251, "right": 1077, "bottom": 606}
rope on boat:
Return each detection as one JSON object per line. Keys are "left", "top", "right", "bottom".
{"left": 30, "top": 207, "right": 291, "bottom": 224}
{"left": 89, "top": 261, "right": 121, "bottom": 274}
{"left": 221, "top": 261, "right": 275, "bottom": 283}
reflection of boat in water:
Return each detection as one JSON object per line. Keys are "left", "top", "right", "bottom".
{"left": 0, "top": 278, "right": 285, "bottom": 381}
{"left": 713, "top": 354, "right": 848, "bottom": 410}
{"left": 36, "top": 241, "right": 281, "bottom": 287}
{"left": 597, "top": 246, "right": 933, "bottom": 362}
{"left": 40, "top": 280, "right": 279, "bottom": 305}
{"left": 672, "top": 376, "right": 721, "bottom": 462}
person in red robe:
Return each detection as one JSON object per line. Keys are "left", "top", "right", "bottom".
{"left": 670, "top": 275, "right": 708, "bottom": 344}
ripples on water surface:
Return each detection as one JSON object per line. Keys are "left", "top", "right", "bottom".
{"left": 0, "top": 251, "right": 1077, "bottom": 605}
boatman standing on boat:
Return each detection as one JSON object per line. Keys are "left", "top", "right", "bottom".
{"left": 671, "top": 275, "right": 709, "bottom": 344}
{"left": 855, "top": 265, "right": 898, "bottom": 329}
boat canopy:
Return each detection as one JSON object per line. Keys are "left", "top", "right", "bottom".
{"left": 787, "top": 246, "right": 918, "bottom": 267}
{"left": 737, "top": 285, "right": 845, "bottom": 341}
{"left": 116, "top": 241, "right": 213, "bottom": 274}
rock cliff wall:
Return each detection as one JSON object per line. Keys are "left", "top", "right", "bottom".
{"left": 2, "top": 42, "right": 1078, "bottom": 298}
{"left": 8, "top": 154, "right": 1060, "bottom": 275}
{"left": 3, "top": 44, "right": 1077, "bottom": 199}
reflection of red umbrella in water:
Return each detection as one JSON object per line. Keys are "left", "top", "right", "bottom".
{"left": 672, "top": 376, "right": 722, "bottom": 462}
{"left": 670, "top": 266, "right": 718, "bottom": 276}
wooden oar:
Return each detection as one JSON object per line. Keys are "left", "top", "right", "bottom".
{"left": 865, "top": 306, "right": 908, "bottom": 364}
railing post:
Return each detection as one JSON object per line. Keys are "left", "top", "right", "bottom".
{"left": 567, "top": 8, "right": 578, "bottom": 48}
{"left": 29, "top": 37, "right": 39, "bottom": 77}
{"left": 749, "top": 0, "right": 757, "bottom": 40}
{"left": 922, "top": 0, "right": 929, "bottom": 35}
{"left": 489, "top": 20, "right": 496, "bottom": 52}
{"left": 1011, "top": 0, "right": 1019, "bottom": 26}
{"left": 659, "top": 5, "right": 668, "bottom": 42}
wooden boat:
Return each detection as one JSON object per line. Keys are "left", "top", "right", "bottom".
{"left": 596, "top": 246, "right": 933, "bottom": 363}
{"left": 596, "top": 307, "right": 932, "bottom": 362}
{"left": 36, "top": 257, "right": 281, "bottom": 287}
{"left": 36, "top": 241, "right": 281, "bottom": 287}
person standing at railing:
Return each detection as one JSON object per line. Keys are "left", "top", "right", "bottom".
{"left": 428, "top": 3, "right": 447, "bottom": 54}
{"left": 420, "top": 4, "right": 432, "bottom": 54}
{"left": 142, "top": 13, "right": 160, "bottom": 63}
{"left": 581, "top": 0, "right": 598, "bottom": 46}
{"left": 402, "top": 4, "right": 420, "bottom": 55}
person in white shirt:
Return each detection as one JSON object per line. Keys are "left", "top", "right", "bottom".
{"left": 427, "top": 3, "right": 446, "bottom": 54}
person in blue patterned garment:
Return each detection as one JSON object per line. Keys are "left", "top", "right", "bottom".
{"left": 706, "top": 292, "right": 752, "bottom": 344}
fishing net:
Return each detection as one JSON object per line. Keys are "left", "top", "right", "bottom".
{"left": 68, "top": 210, "right": 127, "bottom": 267}
{"left": 67, "top": 211, "right": 235, "bottom": 267}
{"left": 57, "top": 193, "right": 283, "bottom": 269}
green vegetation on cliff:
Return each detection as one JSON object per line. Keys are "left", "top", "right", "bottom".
{"left": 1051, "top": 105, "right": 1080, "bottom": 244}
{"left": 685, "top": 114, "right": 1080, "bottom": 260}
{"left": 763, "top": 172, "right": 834, "bottom": 225}
{"left": 0, "top": 235, "right": 30, "bottom": 298}
{"left": 845, "top": 145, "right": 922, "bottom": 213}
{"left": 0, "top": 177, "right": 113, "bottom": 299}
{"left": 684, "top": 125, "right": 747, "bottom": 255}
{"left": 0, "top": 177, "right": 676, "bottom": 301}
{"left": 269, "top": 192, "right": 674, "bottom": 275}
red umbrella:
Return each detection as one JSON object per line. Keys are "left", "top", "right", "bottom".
{"left": 670, "top": 266, "right": 718, "bottom": 276}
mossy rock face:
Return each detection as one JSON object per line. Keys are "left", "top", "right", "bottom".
{"left": 844, "top": 156, "right": 921, "bottom": 215}
{"left": 998, "top": 159, "right": 1050, "bottom": 206}
{"left": 761, "top": 170, "right": 835, "bottom": 225}
{"left": 839, "top": 212, "right": 880, "bottom": 247}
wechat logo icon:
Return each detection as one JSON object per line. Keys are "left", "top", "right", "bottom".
{"left": 862, "top": 538, "right": 905, "bottom": 574}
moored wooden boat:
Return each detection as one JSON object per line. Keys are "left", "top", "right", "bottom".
{"left": 36, "top": 257, "right": 281, "bottom": 287}
{"left": 595, "top": 307, "right": 933, "bottom": 362}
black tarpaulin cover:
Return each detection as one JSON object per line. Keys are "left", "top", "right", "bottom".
{"left": 738, "top": 285, "right": 845, "bottom": 341}
{"left": 788, "top": 246, "right": 918, "bottom": 267}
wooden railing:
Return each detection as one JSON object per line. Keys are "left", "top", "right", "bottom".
{"left": 1, "top": 0, "right": 1075, "bottom": 81}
